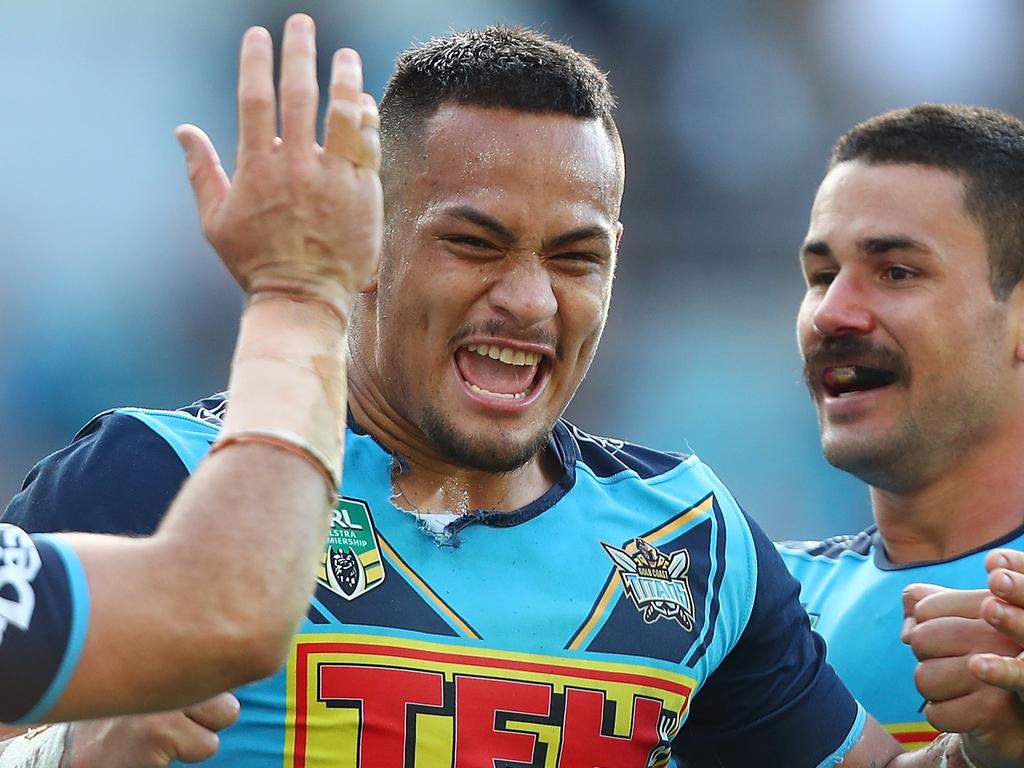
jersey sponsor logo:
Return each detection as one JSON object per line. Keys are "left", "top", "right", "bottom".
{"left": 602, "top": 538, "right": 695, "bottom": 630}
{"left": 0, "top": 524, "right": 43, "bottom": 643}
{"left": 318, "top": 498, "right": 385, "bottom": 601}
{"left": 285, "top": 634, "right": 693, "bottom": 768}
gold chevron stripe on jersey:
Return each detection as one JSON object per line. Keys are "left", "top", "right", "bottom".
{"left": 567, "top": 494, "right": 716, "bottom": 651}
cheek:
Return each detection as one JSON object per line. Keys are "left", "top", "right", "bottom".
{"left": 795, "top": 300, "right": 818, "bottom": 352}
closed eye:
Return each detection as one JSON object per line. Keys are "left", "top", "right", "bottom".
{"left": 443, "top": 235, "right": 495, "bottom": 249}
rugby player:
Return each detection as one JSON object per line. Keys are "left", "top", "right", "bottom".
{"left": 779, "top": 104, "right": 1024, "bottom": 764}
{"left": 4, "top": 18, "right": 1021, "bottom": 768}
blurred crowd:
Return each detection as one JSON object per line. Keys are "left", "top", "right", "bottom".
{"left": 3, "top": 0, "right": 1021, "bottom": 538}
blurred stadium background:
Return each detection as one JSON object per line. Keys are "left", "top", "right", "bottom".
{"left": 2, "top": 0, "right": 1021, "bottom": 539}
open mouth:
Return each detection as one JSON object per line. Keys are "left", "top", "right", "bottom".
{"left": 453, "top": 343, "right": 549, "bottom": 403}
{"left": 822, "top": 365, "right": 898, "bottom": 398}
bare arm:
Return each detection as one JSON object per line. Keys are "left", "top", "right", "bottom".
{"left": 32, "top": 15, "right": 381, "bottom": 722}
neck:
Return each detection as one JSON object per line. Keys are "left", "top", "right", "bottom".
{"left": 870, "top": 428, "right": 1024, "bottom": 563}
{"left": 346, "top": 349, "right": 560, "bottom": 516}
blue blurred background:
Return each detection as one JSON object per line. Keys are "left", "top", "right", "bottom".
{"left": 2, "top": 0, "right": 1021, "bottom": 539}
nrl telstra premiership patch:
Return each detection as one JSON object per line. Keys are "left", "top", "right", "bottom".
{"left": 602, "top": 538, "right": 696, "bottom": 630}
{"left": 318, "top": 498, "right": 385, "bottom": 601}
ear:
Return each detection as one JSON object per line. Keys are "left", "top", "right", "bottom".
{"left": 1009, "top": 281, "right": 1024, "bottom": 363}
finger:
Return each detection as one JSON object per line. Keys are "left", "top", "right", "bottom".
{"left": 903, "top": 583, "right": 945, "bottom": 641}
{"left": 279, "top": 14, "right": 319, "bottom": 147}
{"left": 360, "top": 93, "right": 382, "bottom": 171}
{"left": 909, "top": 615, "right": 1017, "bottom": 660}
{"left": 982, "top": 594, "right": 1024, "bottom": 645}
{"left": 324, "top": 50, "right": 375, "bottom": 166}
{"left": 325, "top": 99, "right": 377, "bottom": 167}
{"left": 923, "top": 688, "right": 1011, "bottom": 735}
{"left": 237, "top": 26, "right": 276, "bottom": 155}
{"left": 916, "top": 656, "right": 984, "bottom": 703}
{"left": 986, "top": 548, "right": 1024, "bottom": 575}
{"left": 169, "top": 717, "right": 222, "bottom": 764}
{"left": 970, "top": 652, "right": 1024, "bottom": 693}
{"left": 183, "top": 692, "right": 240, "bottom": 732}
{"left": 990, "top": 566, "right": 1024, "bottom": 607}
{"left": 176, "top": 124, "right": 230, "bottom": 220}
{"left": 330, "top": 47, "right": 363, "bottom": 103}
{"left": 912, "top": 587, "right": 988, "bottom": 622}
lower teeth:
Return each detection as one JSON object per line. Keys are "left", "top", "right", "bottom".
{"left": 469, "top": 383, "right": 530, "bottom": 400}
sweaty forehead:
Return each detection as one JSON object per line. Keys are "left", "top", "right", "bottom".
{"left": 403, "top": 104, "right": 621, "bottom": 214}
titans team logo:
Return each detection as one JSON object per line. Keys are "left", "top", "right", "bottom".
{"left": 602, "top": 538, "right": 695, "bottom": 630}
{"left": 318, "top": 498, "right": 385, "bottom": 601}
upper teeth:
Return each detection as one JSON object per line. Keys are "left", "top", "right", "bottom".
{"left": 466, "top": 344, "right": 541, "bottom": 366}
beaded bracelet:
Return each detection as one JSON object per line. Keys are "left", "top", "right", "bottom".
{"left": 209, "top": 429, "right": 340, "bottom": 498}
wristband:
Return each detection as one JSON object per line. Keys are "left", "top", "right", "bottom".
{"left": 0, "top": 723, "right": 70, "bottom": 768}
{"left": 209, "top": 429, "right": 340, "bottom": 498}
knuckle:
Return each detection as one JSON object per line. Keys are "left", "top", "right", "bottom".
{"left": 238, "top": 86, "right": 274, "bottom": 109}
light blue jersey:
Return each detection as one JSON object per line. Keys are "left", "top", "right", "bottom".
{"left": 779, "top": 525, "right": 1024, "bottom": 750}
{"left": 6, "top": 394, "right": 863, "bottom": 767}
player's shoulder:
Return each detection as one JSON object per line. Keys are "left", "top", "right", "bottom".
{"left": 2, "top": 394, "right": 225, "bottom": 536}
{"left": 776, "top": 526, "right": 878, "bottom": 561}
{"left": 559, "top": 420, "right": 692, "bottom": 481}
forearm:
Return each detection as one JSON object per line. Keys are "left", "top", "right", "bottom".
{"left": 48, "top": 298, "right": 346, "bottom": 720}
{"left": 158, "top": 295, "right": 347, "bottom": 646}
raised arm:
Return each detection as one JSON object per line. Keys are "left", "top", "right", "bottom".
{"left": 3, "top": 13, "right": 381, "bottom": 725}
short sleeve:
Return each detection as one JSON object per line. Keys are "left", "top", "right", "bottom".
{"left": 673, "top": 511, "right": 864, "bottom": 767}
{"left": 2, "top": 411, "right": 191, "bottom": 536}
{"left": 0, "top": 526, "right": 89, "bottom": 723}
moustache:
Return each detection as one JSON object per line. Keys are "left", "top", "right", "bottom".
{"left": 451, "top": 320, "right": 558, "bottom": 354}
{"left": 802, "top": 336, "right": 908, "bottom": 390}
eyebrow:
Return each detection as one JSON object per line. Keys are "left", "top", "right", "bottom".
{"left": 441, "top": 206, "right": 515, "bottom": 242}
{"left": 800, "top": 234, "right": 930, "bottom": 259}
{"left": 440, "top": 205, "right": 614, "bottom": 250}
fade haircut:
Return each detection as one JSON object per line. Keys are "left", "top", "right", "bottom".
{"left": 378, "top": 25, "right": 621, "bottom": 189}
{"left": 830, "top": 104, "right": 1024, "bottom": 299}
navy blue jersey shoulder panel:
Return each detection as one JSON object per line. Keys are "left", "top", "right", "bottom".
{"left": 2, "top": 411, "right": 190, "bottom": 537}
{"left": 674, "top": 509, "right": 860, "bottom": 767}
{"left": 777, "top": 526, "right": 877, "bottom": 560}
{"left": 565, "top": 422, "right": 690, "bottom": 480}
{"left": 0, "top": 531, "right": 75, "bottom": 722}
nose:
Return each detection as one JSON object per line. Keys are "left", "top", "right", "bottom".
{"left": 488, "top": 258, "right": 558, "bottom": 328}
{"left": 808, "top": 271, "right": 876, "bottom": 338}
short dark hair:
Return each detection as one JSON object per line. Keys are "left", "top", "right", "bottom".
{"left": 378, "top": 25, "right": 620, "bottom": 185}
{"left": 830, "top": 104, "right": 1024, "bottom": 298}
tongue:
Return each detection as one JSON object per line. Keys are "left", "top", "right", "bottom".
{"left": 455, "top": 348, "right": 538, "bottom": 395}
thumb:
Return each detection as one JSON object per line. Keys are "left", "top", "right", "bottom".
{"left": 175, "top": 124, "right": 230, "bottom": 222}
{"left": 183, "top": 692, "right": 240, "bottom": 732}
